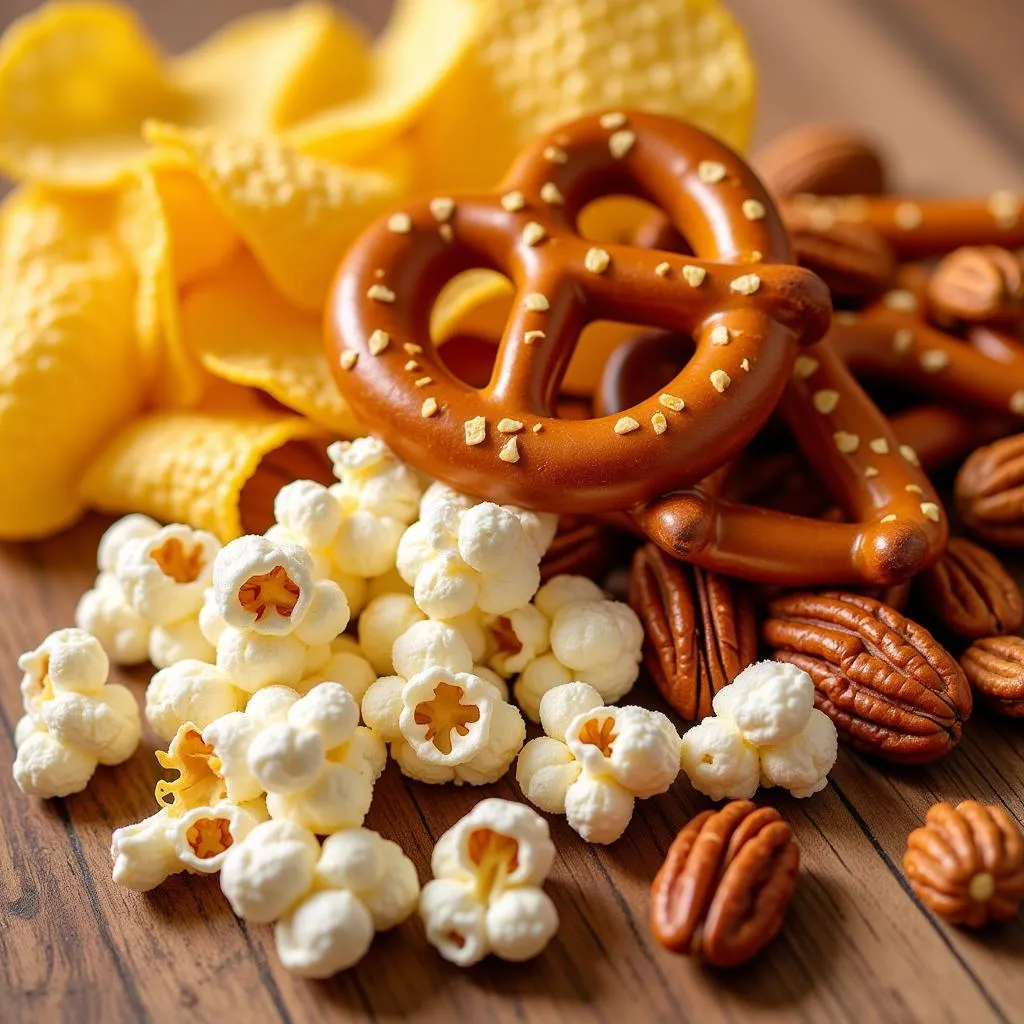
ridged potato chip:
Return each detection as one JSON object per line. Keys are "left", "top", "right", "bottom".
{"left": 182, "top": 250, "right": 359, "bottom": 435}
{"left": 81, "top": 384, "right": 329, "bottom": 540}
{"left": 147, "top": 123, "right": 404, "bottom": 312}
{"left": 287, "top": 0, "right": 480, "bottom": 165}
{"left": 416, "top": 0, "right": 756, "bottom": 190}
{"left": 0, "top": 2, "right": 375, "bottom": 188}
{"left": 0, "top": 187, "right": 143, "bottom": 539}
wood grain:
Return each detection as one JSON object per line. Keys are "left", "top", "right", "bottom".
{"left": 2, "top": 1, "right": 1024, "bottom": 1022}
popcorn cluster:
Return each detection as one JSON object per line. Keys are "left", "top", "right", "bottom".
{"left": 679, "top": 662, "right": 839, "bottom": 801}
{"left": 517, "top": 683, "right": 682, "bottom": 844}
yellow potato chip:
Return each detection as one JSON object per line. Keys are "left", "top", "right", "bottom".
{"left": 0, "top": 186, "right": 143, "bottom": 539}
{"left": 147, "top": 122, "right": 404, "bottom": 312}
{"left": 168, "top": 2, "right": 372, "bottom": 134}
{"left": 182, "top": 250, "right": 359, "bottom": 435}
{"left": 287, "top": 0, "right": 480, "bottom": 165}
{"left": 0, "top": 2, "right": 376, "bottom": 188}
{"left": 81, "top": 384, "right": 329, "bottom": 541}
{"left": 416, "top": 0, "right": 756, "bottom": 190}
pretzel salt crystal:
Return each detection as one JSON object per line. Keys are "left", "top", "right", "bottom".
{"left": 326, "top": 111, "right": 830, "bottom": 514}
{"left": 602, "top": 330, "right": 948, "bottom": 586}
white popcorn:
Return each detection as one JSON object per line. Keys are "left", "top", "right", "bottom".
{"left": 364, "top": 567, "right": 412, "bottom": 602}
{"left": 712, "top": 660, "right": 816, "bottom": 746}
{"left": 357, "top": 593, "right": 425, "bottom": 675}
{"left": 148, "top": 617, "right": 215, "bottom": 669}
{"left": 220, "top": 819, "right": 321, "bottom": 922}
{"left": 397, "top": 485, "right": 556, "bottom": 619}
{"left": 485, "top": 605, "right": 550, "bottom": 677}
{"left": 679, "top": 716, "right": 760, "bottom": 801}
{"left": 276, "top": 889, "right": 375, "bottom": 978}
{"left": 516, "top": 683, "right": 680, "bottom": 844}
{"left": 274, "top": 480, "right": 343, "bottom": 552}
{"left": 297, "top": 635, "right": 376, "bottom": 702}
{"left": 512, "top": 576, "right": 644, "bottom": 721}
{"left": 329, "top": 437, "right": 423, "bottom": 520}
{"left": 392, "top": 620, "right": 473, "bottom": 680}
{"left": 146, "top": 660, "right": 245, "bottom": 742}
{"left": 12, "top": 630, "right": 141, "bottom": 799}
{"left": 360, "top": 675, "right": 405, "bottom": 741}
{"left": 75, "top": 573, "right": 152, "bottom": 666}
{"left": 111, "top": 801, "right": 261, "bottom": 892}
{"left": 420, "top": 799, "right": 558, "bottom": 966}
{"left": 759, "top": 708, "right": 838, "bottom": 798}
{"left": 116, "top": 524, "right": 219, "bottom": 625}
{"left": 679, "top": 662, "right": 838, "bottom": 801}
{"left": 216, "top": 628, "right": 308, "bottom": 692}
{"left": 97, "top": 514, "right": 161, "bottom": 574}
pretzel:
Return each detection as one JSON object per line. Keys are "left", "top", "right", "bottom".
{"left": 326, "top": 111, "right": 831, "bottom": 514}
{"left": 783, "top": 193, "right": 1024, "bottom": 259}
{"left": 600, "top": 329, "right": 948, "bottom": 586}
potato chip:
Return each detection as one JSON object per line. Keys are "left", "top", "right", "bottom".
{"left": 415, "top": 0, "right": 756, "bottom": 190}
{"left": 182, "top": 250, "right": 359, "bottom": 435}
{"left": 0, "top": 187, "right": 143, "bottom": 539}
{"left": 146, "top": 123, "right": 404, "bottom": 312}
{"left": 81, "top": 384, "right": 329, "bottom": 541}
{"left": 286, "top": 0, "right": 480, "bottom": 165}
{"left": 0, "top": 2, "right": 376, "bottom": 188}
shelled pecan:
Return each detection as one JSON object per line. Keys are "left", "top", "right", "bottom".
{"left": 629, "top": 544, "right": 756, "bottom": 721}
{"left": 956, "top": 434, "right": 1024, "bottom": 547}
{"left": 763, "top": 592, "right": 972, "bottom": 764}
{"left": 904, "top": 800, "right": 1024, "bottom": 928}
{"left": 785, "top": 214, "right": 896, "bottom": 299}
{"left": 540, "top": 514, "right": 614, "bottom": 583}
{"left": 918, "top": 537, "right": 1024, "bottom": 639}
{"left": 651, "top": 801, "right": 800, "bottom": 967}
{"left": 927, "top": 246, "right": 1023, "bottom": 325}
{"left": 960, "top": 636, "right": 1024, "bottom": 716}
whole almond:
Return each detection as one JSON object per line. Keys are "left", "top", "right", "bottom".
{"left": 651, "top": 801, "right": 800, "bottom": 967}
{"left": 960, "top": 635, "right": 1024, "bottom": 716}
{"left": 754, "top": 124, "right": 887, "bottom": 198}
{"left": 784, "top": 214, "right": 896, "bottom": 299}
{"left": 764, "top": 591, "right": 972, "bottom": 764}
{"left": 630, "top": 544, "right": 757, "bottom": 721}
{"left": 927, "top": 246, "right": 1023, "bottom": 325}
{"left": 956, "top": 434, "right": 1024, "bottom": 547}
{"left": 918, "top": 537, "right": 1024, "bottom": 639}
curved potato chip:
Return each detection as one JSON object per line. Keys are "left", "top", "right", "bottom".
{"left": 0, "top": 3, "right": 182, "bottom": 186}
{"left": 0, "top": 187, "right": 143, "bottom": 539}
{"left": 287, "top": 0, "right": 480, "bottom": 165}
{"left": 182, "top": 250, "right": 359, "bottom": 435}
{"left": 81, "top": 385, "right": 328, "bottom": 541}
{"left": 429, "top": 268, "right": 641, "bottom": 396}
{"left": 168, "top": 2, "right": 372, "bottom": 133}
{"left": 416, "top": 0, "right": 756, "bottom": 190}
{"left": 0, "top": 2, "right": 375, "bottom": 188}
{"left": 147, "top": 122, "right": 403, "bottom": 312}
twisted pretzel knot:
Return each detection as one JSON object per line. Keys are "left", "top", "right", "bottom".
{"left": 326, "top": 112, "right": 830, "bottom": 513}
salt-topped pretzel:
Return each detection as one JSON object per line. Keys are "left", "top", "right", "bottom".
{"left": 326, "top": 111, "right": 831, "bottom": 514}
{"left": 601, "top": 330, "right": 948, "bottom": 586}
{"left": 783, "top": 193, "right": 1024, "bottom": 259}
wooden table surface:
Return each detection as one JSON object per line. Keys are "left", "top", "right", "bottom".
{"left": 2, "top": 2, "right": 1023, "bottom": 1022}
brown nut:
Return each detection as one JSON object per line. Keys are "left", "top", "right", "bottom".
{"left": 918, "top": 537, "right": 1024, "bottom": 640}
{"left": 785, "top": 214, "right": 897, "bottom": 300}
{"left": 629, "top": 544, "right": 757, "bottom": 722}
{"left": 960, "top": 636, "right": 1024, "bottom": 717}
{"left": 763, "top": 592, "right": 972, "bottom": 764}
{"left": 955, "top": 434, "right": 1024, "bottom": 547}
{"left": 904, "top": 800, "right": 1024, "bottom": 928}
{"left": 927, "top": 246, "right": 1023, "bottom": 325}
{"left": 651, "top": 801, "right": 800, "bottom": 967}
{"left": 753, "top": 124, "right": 887, "bottom": 198}
{"left": 540, "top": 514, "right": 614, "bottom": 583}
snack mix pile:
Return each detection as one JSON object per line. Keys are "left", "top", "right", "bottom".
{"left": 4, "top": 0, "right": 1024, "bottom": 984}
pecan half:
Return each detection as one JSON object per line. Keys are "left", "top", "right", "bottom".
{"left": 630, "top": 544, "right": 757, "bottom": 721}
{"left": 785, "top": 214, "right": 896, "bottom": 300}
{"left": 918, "top": 537, "right": 1024, "bottom": 640}
{"left": 754, "top": 124, "right": 887, "bottom": 198}
{"left": 539, "top": 514, "right": 614, "bottom": 583}
{"left": 960, "top": 636, "right": 1024, "bottom": 716}
{"left": 956, "top": 435, "right": 1024, "bottom": 547}
{"left": 904, "top": 800, "right": 1024, "bottom": 928}
{"left": 927, "top": 246, "right": 1023, "bottom": 326}
{"left": 763, "top": 592, "right": 972, "bottom": 764}
{"left": 651, "top": 801, "right": 800, "bottom": 967}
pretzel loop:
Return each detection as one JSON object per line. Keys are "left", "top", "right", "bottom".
{"left": 327, "top": 112, "right": 831, "bottom": 513}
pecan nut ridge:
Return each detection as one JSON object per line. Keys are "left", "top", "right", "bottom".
{"left": 960, "top": 635, "right": 1024, "bottom": 717}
